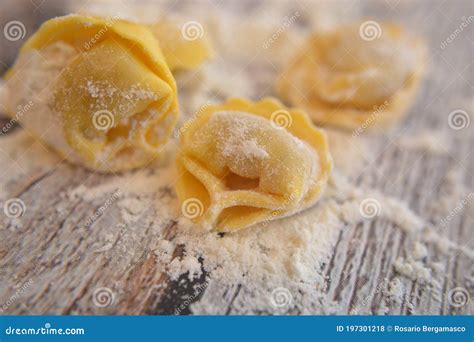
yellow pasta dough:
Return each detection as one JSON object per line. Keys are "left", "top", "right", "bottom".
{"left": 176, "top": 98, "right": 332, "bottom": 232}
{"left": 151, "top": 20, "right": 213, "bottom": 71}
{"left": 3, "top": 15, "right": 180, "bottom": 172}
{"left": 277, "top": 22, "right": 426, "bottom": 130}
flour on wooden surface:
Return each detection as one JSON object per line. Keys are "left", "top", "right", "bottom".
{"left": 55, "top": 130, "right": 464, "bottom": 313}
{"left": 1, "top": 0, "right": 472, "bottom": 315}
{"left": 398, "top": 130, "right": 450, "bottom": 154}
{"left": 3, "top": 68, "right": 472, "bottom": 317}
{"left": 384, "top": 277, "right": 405, "bottom": 305}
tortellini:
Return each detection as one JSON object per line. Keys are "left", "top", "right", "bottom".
{"left": 3, "top": 15, "right": 191, "bottom": 172}
{"left": 176, "top": 98, "right": 332, "bottom": 232}
{"left": 277, "top": 22, "right": 426, "bottom": 130}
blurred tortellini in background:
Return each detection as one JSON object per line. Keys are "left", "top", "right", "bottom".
{"left": 277, "top": 22, "right": 426, "bottom": 130}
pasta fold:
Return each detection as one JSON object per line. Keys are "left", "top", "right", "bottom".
{"left": 3, "top": 15, "right": 179, "bottom": 171}
{"left": 277, "top": 22, "right": 426, "bottom": 130}
{"left": 176, "top": 98, "right": 332, "bottom": 232}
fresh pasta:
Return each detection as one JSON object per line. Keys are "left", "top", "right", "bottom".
{"left": 176, "top": 97, "right": 332, "bottom": 232}
{"left": 277, "top": 22, "right": 426, "bottom": 130}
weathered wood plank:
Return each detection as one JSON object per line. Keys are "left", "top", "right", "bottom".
{"left": 0, "top": 0, "right": 472, "bottom": 315}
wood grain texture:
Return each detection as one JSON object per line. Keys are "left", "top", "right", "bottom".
{"left": 0, "top": 0, "right": 473, "bottom": 315}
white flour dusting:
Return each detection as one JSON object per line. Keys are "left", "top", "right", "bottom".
{"left": 384, "top": 277, "right": 405, "bottom": 305}
{"left": 394, "top": 257, "right": 435, "bottom": 285}
{"left": 57, "top": 144, "right": 472, "bottom": 314}
{"left": 1, "top": 0, "right": 472, "bottom": 315}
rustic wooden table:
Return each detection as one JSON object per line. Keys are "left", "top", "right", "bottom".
{"left": 0, "top": 0, "right": 472, "bottom": 315}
